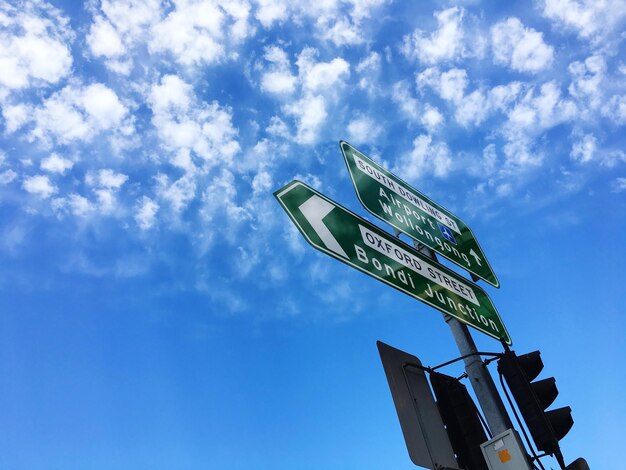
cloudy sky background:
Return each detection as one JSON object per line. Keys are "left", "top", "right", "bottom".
{"left": 1, "top": 0, "right": 625, "bottom": 468}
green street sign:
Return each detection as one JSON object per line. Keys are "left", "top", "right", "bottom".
{"left": 340, "top": 141, "right": 500, "bottom": 288}
{"left": 274, "top": 180, "right": 511, "bottom": 345}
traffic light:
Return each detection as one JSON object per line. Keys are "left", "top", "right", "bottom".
{"left": 498, "top": 350, "right": 573, "bottom": 467}
{"left": 430, "top": 372, "right": 489, "bottom": 470}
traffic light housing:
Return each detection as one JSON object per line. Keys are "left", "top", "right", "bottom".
{"left": 430, "top": 372, "right": 489, "bottom": 470}
{"left": 498, "top": 350, "right": 573, "bottom": 463}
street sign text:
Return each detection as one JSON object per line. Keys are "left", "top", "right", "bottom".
{"left": 340, "top": 141, "right": 500, "bottom": 288}
{"left": 274, "top": 180, "right": 511, "bottom": 344}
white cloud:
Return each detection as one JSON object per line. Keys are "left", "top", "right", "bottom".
{"left": 98, "top": 169, "right": 128, "bottom": 189}
{"left": 571, "top": 134, "right": 597, "bottom": 163}
{"left": 67, "top": 193, "right": 94, "bottom": 217}
{"left": 603, "top": 150, "right": 626, "bottom": 167}
{"left": 284, "top": 94, "right": 327, "bottom": 145}
{"left": 237, "top": 137, "right": 287, "bottom": 173}
{"left": 613, "top": 177, "right": 626, "bottom": 192}
{"left": 97, "top": 0, "right": 162, "bottom": 38}
{"left": 149, "top": 0, "right": 252, "bottom": 67}
{"left": 505, "top": 81, "right": 576, "bottom": 133}
{"left": 31, "top": 82, "right": 132, "bottom": 145}
{"left": 481, "top": 143, "right": 498, "bottom": 176}
{"left": 541, "top": 0, "right": 626, "bottom": 41}
{"left": 135, "top": 196, "right": 159, "bottom": 230}
{"left": 439, "top": 68, "right": 468, "bottom": 103}
{"left": 568, "top": 55, "right": 605, "bottom": 111}
{"left": 391, "top": 81, "right": 419, "bottom": 121}
{"left": 489, "top": 82, "right": 523, "bottom": 111}
{"left": 258, "top": 46, "right": 350, "bottom": 145}
{"left": 149, "top": 74, "right": 191, "bottom": 113}
{"left": 87, "top": 15, "right": 125, "bottom": 58}
{"left": 491, "top": 18, "right": 554, "bottom": 73}
{"left": 501, "top": 81, "right": 576, "bottom": 169}
{"left": 415, "top": 68, "right": 525, "bottom": 130}
{"left": 254, "top": 0, "right": 383, "bottom": 46}
{"left": 356, "top": 52, "right": 380, "bottom": 75}
{"left": 233, "top": 245, "right": 262, "bottom": 278}
{"left": 2, "top": 104, "right": 31, "bottom": 133}
{"left": 0, "top": 1, "right": 73, "bottom": 91}
{"left": 507, "top": 103, "right": 535, "bottom": 129}
{"left": 82, "top": 83, "right": 129, "bottom": 129}
{"left": 416, "top": 68, "right": 525, "bottom": 128}
{"left": 221, "top": 0, "right": 252, "bottom": 41}
{"left": 148, "top": 74, "right": 240, "bottom": 171}
{"left": 88, "top": 0, "right": 253, "bottom": 73}
{"left": 260, "top": 46, "right": 296, "bottom": 95}
{"left": 156, "top": 173, "right": 197, "bottom": 214}
{"left": 200, "top": 169, "right": 249, "bottom": 232}
{"left": 283, "top": 222, "right": 305, "bottom": 256}
{"left": 251, "top": 170, "right": 272, "bottom": 195}
{"left": 348, "top": 0, "right": 387, "bottom": 22}
{"left": 292, "top": 172, "right": 322, "bottom": 191}
{"left": 0, "top": 169, "right": 17, "bottom": 184}
{"left": 87, "top": 0, "right": 162, "bottom": 74}
{"left": 94, "top": 188, "right": 118, "bottom": 214}
{"left": 417, "top": 67, "right": 468, "bottom": 104}
{"left": 402, "top": 7, "right": 466, "bottom": 64}
{"left": 455, "top": 90, "right": 488, "bottom": 127}
{"left": 421, "top": 105, "right": 444, "bottom": 132}
{"left": 317, "top": 16, "right": 364, "bottom": 46}
{"left": 393, "top": 135, "right": 453, "bottom": 180}
{"left": 22, "top": 174, "right": 57, "bottom": 198}
{"left": 254, "top": 0, "right": 290, "bottom": 27}
{"left": 417, "top": 67, "right": 490, "bottom": 127}
{"left": 263, "top": 44, "right": 291, "bottom": 66}
{"left": 496, "top": 182, "right": 513, "bottom": 197}
{"left": 603, "top": 95, "right": 626, "bottom": 124}
{"left": 355, "top": 51, "right": 381, "bottom": 95}
{"left": 51, "top": 189, "right": 117, "bottom": 218}
{"left": 40, "top": 153, "right": 73, "bottom": 174}
{"left": 502, "top": 138, "right": 542, "bottom": 169}
{"left": 50, "top": 177, "right": 122, "bottom": 217}
{"left": 310, "top": 0, "right": 385, "bottom": 46}
{"left": 347, "top": 115, "right": 383, "bottom": 145}
{"left": 32, "top": 91, "right": 90, "bottom": 143}
{"left": 297, "top": 48, "right": 350, "bottom": 93}
{"left": 266, "top": 116, "right": 290, "bottom": 138}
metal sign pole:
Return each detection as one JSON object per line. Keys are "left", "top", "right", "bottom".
{"left": 416, "top": 241, "right": 512, "bottom": 436}
{"left": 444, "top": 315, "right": 512, "bottom": 435}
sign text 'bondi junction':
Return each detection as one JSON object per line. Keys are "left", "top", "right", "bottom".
{"left": 274, "top": 181, "right": 510, "bottom": 344}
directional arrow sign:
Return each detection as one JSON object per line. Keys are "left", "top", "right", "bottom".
{"left": 274, "top": 180, "right": 511, "bottom": 344}
{"left": 340, "top": 141, "right": 500, "bottom": 288}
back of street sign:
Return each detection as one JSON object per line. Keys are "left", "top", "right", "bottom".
{"left": 340, "top": 141, "right": 500, "bottom": 288}
{"left": 274, "top": 180, "right": 511, "bottom": 344}
{"left": 377, "top": 341, "right": 461, "bottom": 470}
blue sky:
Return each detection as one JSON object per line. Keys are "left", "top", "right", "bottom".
{"left": 0, "top": 0, "right": 625, "bottom": 468}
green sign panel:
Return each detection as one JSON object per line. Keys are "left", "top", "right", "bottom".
{"left": 340, "top": 141, "right": 500, "bottom": 288}
{"left": 274, "top": 180, "right": 511, "bottom": 344}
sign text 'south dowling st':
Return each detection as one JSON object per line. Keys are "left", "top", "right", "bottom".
{"left": 340, "top": 141, "right": 500, "bottom": 288}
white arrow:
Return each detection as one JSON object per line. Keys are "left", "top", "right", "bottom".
{"left": 469, "top": 248, "right": 482, "bottom": 266}
{"left": 299, "top": 195, "right": 348, "bottom": 259}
